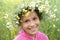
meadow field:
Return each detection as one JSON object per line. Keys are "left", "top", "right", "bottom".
{"left": 0, "top": 0, "right": 60, "bottom": 40}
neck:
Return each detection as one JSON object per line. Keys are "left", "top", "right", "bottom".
{"left": 30, "top": 33, "right": 36, "bottom": 40}
{"left": 23, "top": 30, "right": 36, "bottom": 39}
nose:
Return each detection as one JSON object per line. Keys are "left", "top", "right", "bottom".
{"left": 30, "top": 21, "right": 36, "bottom": 27}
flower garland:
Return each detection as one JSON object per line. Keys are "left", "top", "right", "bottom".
{"left": 15, "top": 0, "right": 49, "bottom": 20}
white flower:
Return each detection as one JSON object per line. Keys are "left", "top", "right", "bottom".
{"left": 38, "top": 5, "right": 45, "bottom": 12}
{"left": 45, "top": 0, "right": 49, "bottom": 5}
{"left": 29, "top": 1, "right": 35, "bottom": 7}
{"left": 6, "top": 22, "right": 12, "bottom": 26}
{"left": 54, "top": 8, "right": 57, "bottom": 12}
{"left": 16, "top": 21, "right": 19, "bottom": 24}
{"left": 49, "top": 14, "right": 56, "bottom": 19}
{"left": 57, "top": 29, "right": 60, "bottom": 32}
{"left": 6, "top": 22, "right": 14, "bottom": 30}
{"left": 53, "top": 24, "right": 56, "bottom": 28}
{"left": 4, "top": 14, "right": 8, "bottom": 19}
{"left": 45, "top": 8, "right": 49, "bottom": 13}
{"left": 18, "top": 3, "right": 24, "bottom": 9}
{"left": 6, "top": 25, "right": 14, "bottom": 30}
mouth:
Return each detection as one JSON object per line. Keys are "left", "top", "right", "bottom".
{"left": 28, "top": 27, "right": 37, "bottom": 32}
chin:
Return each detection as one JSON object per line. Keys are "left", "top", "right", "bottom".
{"left": 31, "top": 32, "right": 36, "bottom": 34}
{"left": 29, "top": 30, "right": 37, "bottom": 35}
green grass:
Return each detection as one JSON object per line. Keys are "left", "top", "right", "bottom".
{"left": 0, "top": 0, "right": 60, "bottom": 40}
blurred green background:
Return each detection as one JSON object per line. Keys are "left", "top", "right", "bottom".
{"left": 0, "top": 0, "right": 60, "bottom": 40}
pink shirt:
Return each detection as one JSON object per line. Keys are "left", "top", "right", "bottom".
{"left": 14, "top": 30, "right": 49, "bottom": 40}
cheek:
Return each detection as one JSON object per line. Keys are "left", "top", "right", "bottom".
{"left": 35, "top": 20, "right": 40, "bottom": 26}
{"left": 22, "top": 23, "right": 29, "bottom": 28}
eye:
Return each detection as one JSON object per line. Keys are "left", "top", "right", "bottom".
{"left": 24, "top": 19, "right": 30, "bottom": 23}
{"left": 33, "top": 17, "right": 37, "bottom": 20}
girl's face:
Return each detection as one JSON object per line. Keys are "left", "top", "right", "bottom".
{"left": 20, "top": 11, "right": 40, "bottom": 35}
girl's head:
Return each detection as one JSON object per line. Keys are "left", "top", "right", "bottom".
{"left": 15, "top": 4, "right": 43, "bottom": 35}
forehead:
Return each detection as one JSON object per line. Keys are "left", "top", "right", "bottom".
{"left": 22, "top": 11, "right": 38, "bottom": 20}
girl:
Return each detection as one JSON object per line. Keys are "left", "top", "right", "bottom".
{"left": 14, "top": 2, "right": 49, "bottom": 40}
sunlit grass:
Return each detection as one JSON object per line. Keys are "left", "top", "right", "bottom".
{"left": 0, "top": 0, "right": 60, "bottom": 40}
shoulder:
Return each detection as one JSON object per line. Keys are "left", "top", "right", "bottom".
{"left": 13, "top": 34, "right": 22, "bottom": 40}
{"left": 37, "top": 31, "right": 49, "bottom": 40}
{"left": 13, "top": 30, "right": 26, "bottom": 40}
{"left": 13, "top": 33, "right": 24, "bottom": 40}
